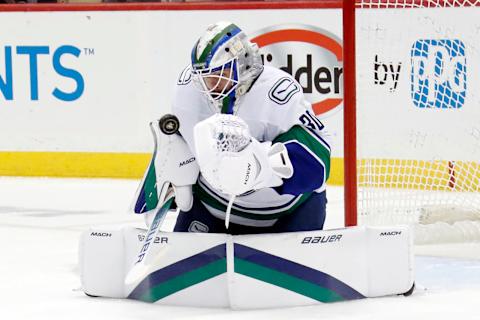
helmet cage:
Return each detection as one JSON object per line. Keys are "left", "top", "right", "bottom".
{"left": 192, "top": 58, "right": 239, "bottom": 102}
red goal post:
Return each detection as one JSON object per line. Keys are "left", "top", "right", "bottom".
{"left": 343, "top": 0, "right": 358, "bottom": 227}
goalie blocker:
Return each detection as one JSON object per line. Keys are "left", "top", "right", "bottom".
{"left": 79, "top": 225, "right": 414, "bottom": 309}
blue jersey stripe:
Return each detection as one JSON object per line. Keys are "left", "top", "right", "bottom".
{"left": 276, "top": 141, "right": 326, "bottom": 195}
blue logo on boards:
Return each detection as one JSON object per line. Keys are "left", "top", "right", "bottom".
{"left": 410, "top": 39, "right": 466, "bottom": 109}
{"left": 0, "top": 45, "right": 85, "bottom": 102}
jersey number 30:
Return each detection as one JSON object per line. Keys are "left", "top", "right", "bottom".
{"left": 299, "top": 110, "right": 324, "bottom": 131}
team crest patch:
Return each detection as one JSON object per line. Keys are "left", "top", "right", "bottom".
{"left": 268, "top": 77, "right": 301, "bottom": 105}
{"left": 188, "top": 221, "right": 209, "bottom": 233}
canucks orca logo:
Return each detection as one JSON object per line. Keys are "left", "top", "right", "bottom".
{"left": 269, "top": 77, "right": 301, "bottom": 105}
{"left": 250, "top": 24, "right": 343, "bottom": 116}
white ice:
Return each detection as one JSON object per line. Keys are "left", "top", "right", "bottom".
{"left": 0, "top": 177, "right": 479, "bottom": 320}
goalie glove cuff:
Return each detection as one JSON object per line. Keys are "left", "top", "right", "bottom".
{"left": 250, "top": 140, "right": 293, "bottom": 190}
{"left": 267, "top": 142, "right": 294, "bottom": 179}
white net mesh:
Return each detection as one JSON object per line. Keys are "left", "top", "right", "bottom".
{"left": 359, "top": 159, "right": 480, "bottom": 225}
{"left": 355, "top": 0, "right": 480, "bottom": 242}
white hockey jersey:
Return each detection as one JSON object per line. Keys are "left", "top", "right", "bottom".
{"left": 172, "top": 65, "right": 331, "bottom": 227}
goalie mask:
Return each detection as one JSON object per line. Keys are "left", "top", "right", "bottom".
{"left": 190, "top": 21, "right": 264, "bottom": 114}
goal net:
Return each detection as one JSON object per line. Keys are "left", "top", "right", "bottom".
{"left": 347, "top": 0, "right": 480, "bottom": 243}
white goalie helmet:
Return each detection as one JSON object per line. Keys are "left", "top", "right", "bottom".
{"left": 190, "top": 21, "right": 264, "bottom": 113}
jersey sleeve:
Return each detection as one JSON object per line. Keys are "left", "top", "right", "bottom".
{"left": 171, "top": 66, "right": 210, "bottom": 156}
{"left": 274, "top": 122, "right": 331, "bottom": 195}
{"left": 269, "top": 90, "right": 332, "bottom": 196}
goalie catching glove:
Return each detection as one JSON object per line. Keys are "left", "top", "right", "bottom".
{"left": 194, "top": 114, "right": 293, "bottom": 196}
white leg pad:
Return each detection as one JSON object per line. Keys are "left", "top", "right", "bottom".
{"left": 230, "top": 225, "right": 414, "bottom": 309}
{"left": 79, "top": 225, "right": 230, "bottom": 307}
{"left": 79, "top": 225, "right": 414, "bottom": 308}
{"left": 79, "top": 225, "right": 127, "bottom": 298}
{"left": 366, "top": 226, "right": 414, "bottom": 297}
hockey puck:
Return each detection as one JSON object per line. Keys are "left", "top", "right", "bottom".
{"left": 159, "top": 114, "right": 180, "bottom": 135}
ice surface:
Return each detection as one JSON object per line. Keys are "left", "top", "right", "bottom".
{"left": 0, "top": 178, "right": 478, "bottom": 320}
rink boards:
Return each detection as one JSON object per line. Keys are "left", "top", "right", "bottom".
{"left": 1, "top": 3, "right": 480, "bottom": 189}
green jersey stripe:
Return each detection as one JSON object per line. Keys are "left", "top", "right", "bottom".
{"left": 194, "top": 183, "right": 311, "bottom": 220}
